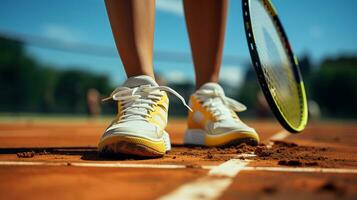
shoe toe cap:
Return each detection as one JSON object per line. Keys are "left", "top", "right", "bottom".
{"left": 102, "top": 121, "right": 162, "bottom": 140}
{"left": 210, "top": 120, "right": 257, "bottom": 135}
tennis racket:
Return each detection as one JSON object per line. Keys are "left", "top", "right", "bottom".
{"left": 242, "top": 0, "right": 308, "bottom": 133}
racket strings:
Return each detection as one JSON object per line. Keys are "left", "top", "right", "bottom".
{"left": 249, "top": 0, "right": 303, "bottom": 126}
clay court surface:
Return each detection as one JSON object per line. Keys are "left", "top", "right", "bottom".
{"left": 0, "top": 118, "right": 356, "bottom": 199}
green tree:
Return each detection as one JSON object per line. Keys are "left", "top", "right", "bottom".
{"left": 0, "top": 36, "right": 114, "bottom": 114}
{"left": 310, "top": 57, "right": 357, "bottom": 118}
{"left": 54, "top": 69, "right": 112, "bottom": 113}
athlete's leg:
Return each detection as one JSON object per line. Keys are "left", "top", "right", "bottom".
{"left": 183, "top": 1, "right": 259, "bottom": 147}
{"left": 105, "top": 0, "right": 155, "bottom": 78}
{"left": 183, "top": 0, "right": 228, "bottom": 88}
{"left": 100, "top": 1, "right": 192, "bottom": 157}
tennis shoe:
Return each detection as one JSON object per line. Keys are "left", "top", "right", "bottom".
{"left": 99, "top": 75, "right": 190, "bottom": 157}
{"left": 184, "top": 83, "right": 259, "bottom": 147}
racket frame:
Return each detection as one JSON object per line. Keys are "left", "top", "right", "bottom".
{"left": 242, "top": 0, "right": 308, "bottom": 133}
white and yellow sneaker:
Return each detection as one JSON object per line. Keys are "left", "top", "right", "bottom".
{"left": 99, "top": 75, "right": 190, "bottom": 157}
{"left": 185, "top": 83, "right": 259, "bottom": 147}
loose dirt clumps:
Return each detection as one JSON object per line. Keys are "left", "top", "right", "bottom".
{"left": 174, "top": 140, "right": 340, "bottom": 167}
{"left": 17, "top": 151, "right": 35, "bottom": 158}
{"left": 235, "top": 143, "right": 256, "bottom": 154}
{"left": 15, "top": 149, "right": 51, "bottom": 159}
{"left": 250, "top": 140, "right": 342, "bottom": 167}
{"left": 277, "top": 160, "right": 302, "bottom": 166}
{"left": 172, "top": 141, "right": 336, "bottom": 166}
{"left": 254, "top": 146, "right": 273, "bottom": 157}
{"left": 172, "top": 143, "right": 258, "bottom": 161}
{"left": 10, "top": 140, "right": 348, "bottom": 169}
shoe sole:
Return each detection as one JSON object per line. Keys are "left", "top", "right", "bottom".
{"left": 98, "top": 131, "right": 171, "bottom": 157}
{"left": 184, "top": 129, "right": 259, "bottom": 147}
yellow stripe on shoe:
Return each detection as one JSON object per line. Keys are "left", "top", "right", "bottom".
{"left": 185, "top": 83, "right": 260, "bottom": 147}
{"left": 185, "top": 129, "right": 260, "bottom": 147}
{"left": 98, "top": 133, "right": 168, "bottom": 157}
{"left": 99, "top": 75, "right": 190, "bottom": 158}
{"left": 99, "top": 92, "right": 170, "bottom": 157}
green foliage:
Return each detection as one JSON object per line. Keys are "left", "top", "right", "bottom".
{"left": 1, "top": 35, "right": 357, "bottom": 118}
{"left": 54, "top": 69, "right": 112, "bottom": 113}
{"left": 238, "top": 56, "right": 357, "bottom": 119}
{"left": 238, "top": 80, "right": 259, "bottom": 110}
{"left": 0, "top": 36, "right": 114, "bottom": 114}
{"left": 0, "top": 37, "right": 44, "bottom": 111}
{"left": 310, "top": 57, "right": 357, "bottom": 118}
{"left": 238, "top": 67, "right": 260, "bottom": 113}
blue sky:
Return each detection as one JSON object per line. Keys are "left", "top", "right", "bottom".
{"left": 1, "top": 0, "right": 357, "bottom": 85}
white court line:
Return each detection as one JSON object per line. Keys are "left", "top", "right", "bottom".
{"left": 266, "top": 130, "right": 290, "bottom": 148}
{"left": 0, "top": 161, "right": 188, "bottom": 169}
{"left": 269, "top": 130, "right": 290, "bottom": 141}
{"left": 158, "top": 159, "right": 251, "bottom": 200}
{"left": 0, "top": 161, "right": 67, "bottom": 167}
{"left": 1, "top": 161, "right": 357, "bottom": 174}
{"left": 71, "top": 162, "right": 187, "bottom": 169}
{"left": 2, "top": 131, "right": 355, "bottom": 199}
{"left": 157, "top": 130, "right": 291, "bottom": 200}
{"left": 243, "top": 166, "right": 357, "bottom": 174}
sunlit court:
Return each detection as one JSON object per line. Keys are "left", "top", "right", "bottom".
{"left": 1, "top": 0, "right": 357, "bottom": 199}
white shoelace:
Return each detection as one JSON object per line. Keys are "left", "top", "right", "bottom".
{"left": 195, "top": 89, "right": 247, "bottom": 121}
{"left": 103, "top": 85, "right": 192, "bottom": 122}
